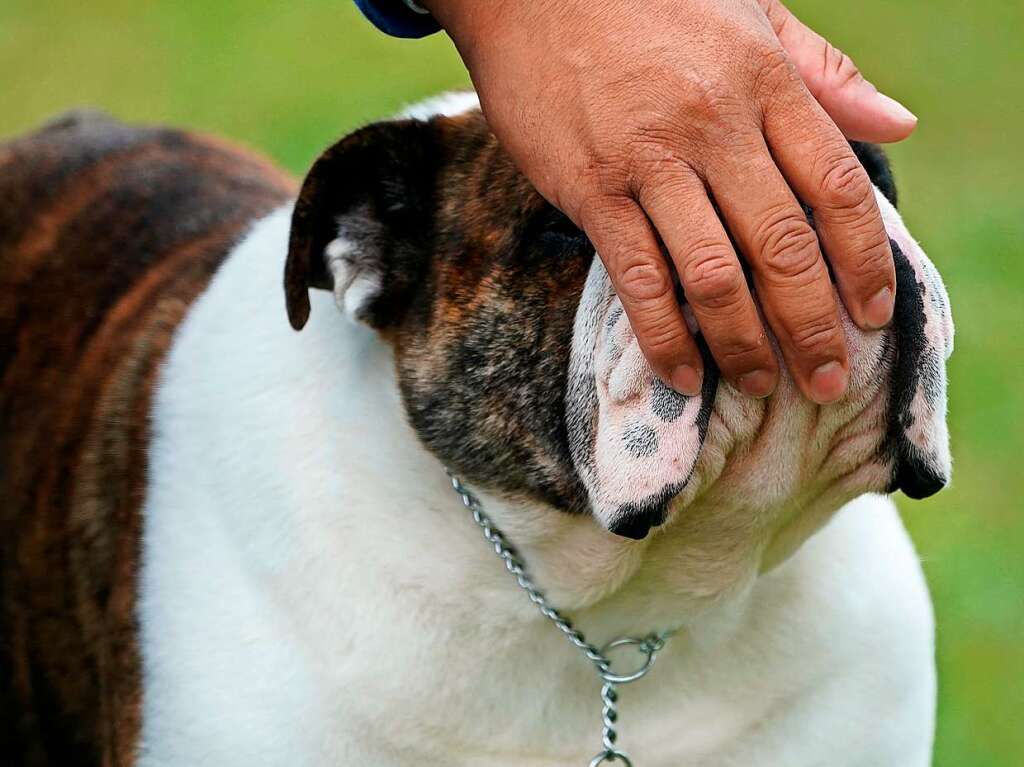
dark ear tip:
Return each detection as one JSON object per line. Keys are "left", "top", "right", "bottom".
{"left": 607, "top": 501, "right": 669, "bottom": 540}
{"left": 287, "top": 300, "right": 310, "bottom": 330}
{"left": 285, "top": 286, "right": 311, "bottom": 330}
{"left": 284, "top": 227, "right": 312, "bottom": 329}
{"left": 892, "top": 459, "right": 948, "bottom": 500}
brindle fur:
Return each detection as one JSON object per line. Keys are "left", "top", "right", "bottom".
{"left": 287, "top": 111, "right": 597, "bottom": 514}
{"left": 0, "top": 112, "right": 295, "bottom": 766}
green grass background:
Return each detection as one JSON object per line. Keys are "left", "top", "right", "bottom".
{"left": 2, "top": 1, "right": 1021, "bottom": 763}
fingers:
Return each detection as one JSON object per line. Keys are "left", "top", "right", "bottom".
{"left": 708, "top": 143, "right": 849, "bottom": 404}
{"left": 636, "top": 169, "right": 778, "bottom": 397}
{"left": 581, "top": 196, "right": 705, "bottom": 396}
{"left": 758, "top": 0, "right": 917, "bottom": 143}
{"left": 763, "top": 86, "right": 897, "bottom": 332}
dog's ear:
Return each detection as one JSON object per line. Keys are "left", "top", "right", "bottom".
{"left": 284, "top": 119, "right": 440, "bottom": 330}
{"left": 874, "top": 189, "right": 954, "bottom": 498}
{"left": 565, "top": 261, "right": 720, "bottom": 539}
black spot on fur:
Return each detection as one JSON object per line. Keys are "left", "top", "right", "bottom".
{"left": 623, "top": 423, "right": 658, "bottom": 458}
{"left": 609, "top": 339, "right": 720, "bottom": 539}
{"left": 651, "top": 378, "right": 687, "bottom": 423}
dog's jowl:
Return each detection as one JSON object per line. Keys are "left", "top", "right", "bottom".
{"left": 1, "top": 95, "right": 952, "bottom": 766}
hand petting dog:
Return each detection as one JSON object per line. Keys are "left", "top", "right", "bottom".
{"left": 423, "top": 0, "right": 918, "bottom": 404}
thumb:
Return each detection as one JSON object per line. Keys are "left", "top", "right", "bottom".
{"left": 760, "top": 0, "right": 917, "bottom": 143}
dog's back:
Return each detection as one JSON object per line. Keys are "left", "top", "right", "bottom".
{"left": 0, "top": 112, "right": 294, "bottom": 766}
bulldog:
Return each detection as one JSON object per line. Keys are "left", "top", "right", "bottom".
{"left": 0, "top": 93, "right": 953, "bottom": 767}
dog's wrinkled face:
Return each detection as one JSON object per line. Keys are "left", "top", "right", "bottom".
{"left": 285, "top": 106, "right": 953, "bottom": 541}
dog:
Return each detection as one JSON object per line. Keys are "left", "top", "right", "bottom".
{"left": 0, "top": 92, "right": 953, "bottom": 766}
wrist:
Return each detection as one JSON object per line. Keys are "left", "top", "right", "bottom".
{"left": 419, "top": 0, "right": 516, "bottom": 66}
{"left": 416, "top": 0, "right": 481, "bottom": 26}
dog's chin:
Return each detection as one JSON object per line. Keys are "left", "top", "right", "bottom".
{"left": 599, "top": 372, "right": 907, "bottom": 546}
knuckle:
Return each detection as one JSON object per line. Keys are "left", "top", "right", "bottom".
{"left": 788, "top": 313, "right": 843, "bottom": 356}
{"left": 578, "top": 157, "right": 610, "bottom": 189}
{"left": 753, "top": 39, "right": 790, "bottom": 73}
{"left": 578, "top": 147, "right": 630, "bottom": 199}
{"left": 753, "top": 208, "right": 821, "bottom": 279}
{"left": 752, "top": 45, "right": 797, "bottom": 99}
{"left": 629, "top": 146, "right": 691, "bottom": 203}
{"left": 627, "top": 130, "right": 675, "bottom": 166}
{"left": 620, "top": 76, "right": 750, "bottom": 180}
{"left": 616, "top": 259, "right": 674, "bottom": 302}
{"left": 684, "top": 75, "right": 736, "bottom": 120}
{"left": 578, "top": 191, "right": 634, "bottom": 238}
{"left": 682, "top": 246, "right": 745, "bottom": 309}
{"left": 817, "top": 151, "right": 873, "bottom": 211}
{"left": 716, "top": 331, "right": 769, "bottom": 366}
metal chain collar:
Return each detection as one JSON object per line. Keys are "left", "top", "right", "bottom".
{"left": 447, "top": 471, "right": 676, "bottom": 767}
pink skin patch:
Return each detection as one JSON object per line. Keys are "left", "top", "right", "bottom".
{"left": 566, "top": 259, "right": 717, "bottom": 537}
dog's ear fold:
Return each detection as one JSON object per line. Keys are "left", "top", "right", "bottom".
{"left": 284, "top": 119, "right": 439, "bottom": 330}
{"left": 566, "top": 262, "right": 719, "bottom": 539}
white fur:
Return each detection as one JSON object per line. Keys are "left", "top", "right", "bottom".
{"left": 138, "top": 205, "right": 936, "bottom": 766}
{"left": 324, "top": 235, "right": 380, "bottom": 321}
{"left": 397, "top": 90, "right": 481, "bottom": 121}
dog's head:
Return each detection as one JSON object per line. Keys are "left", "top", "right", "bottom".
{"left": 284, "top": 97, "right": 953, "bottom": 544}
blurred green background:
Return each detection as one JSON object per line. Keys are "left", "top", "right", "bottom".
{"left": 1, "top": 1, "right": 1021, "bottom": 764}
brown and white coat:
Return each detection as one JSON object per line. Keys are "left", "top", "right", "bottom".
{"left": 1, "top": 94, "right": 951, "bottom": 766}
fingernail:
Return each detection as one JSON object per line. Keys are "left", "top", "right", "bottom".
{"left": 863, "top": 286, "right": 894, "bottom": 329}
{"left": 736, "top": 369, "right": 776, "bottom": 399}
{"left": 671, "top": 365, "right": 703, "bottom": 397}
{"left": 878, "top": 93, "right": 917, "bottom": 126}
{"left": 809, "top": 361, "right": 848, "bottom": 404}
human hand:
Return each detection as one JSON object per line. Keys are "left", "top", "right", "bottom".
{"left": 423, "top": 0, "right": 916, "bottom": 403}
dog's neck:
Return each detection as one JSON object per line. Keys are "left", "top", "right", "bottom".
{"left": 306, "top": 286, "right": 818, "bottom": 647}
{"left": 200, "top": 206, "right": 865, "bottom": 649}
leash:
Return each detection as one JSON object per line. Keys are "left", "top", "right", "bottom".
{"left": 447, "top": 471, "right": 677, "bottom": 766}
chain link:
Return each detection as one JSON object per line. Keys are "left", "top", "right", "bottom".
{"left": 447, "top": 471, "right": 675, "bottom": 766}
